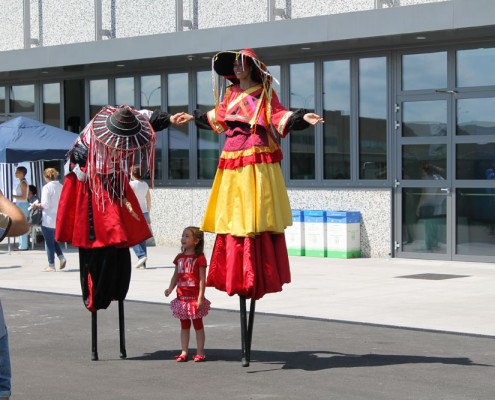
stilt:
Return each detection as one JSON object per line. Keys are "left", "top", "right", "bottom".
{"left": 91, "top": 311, "right": 98, "bottom": 361}
{"left": 118, "top": 300, "right": 127, "bottom": 359}
{"left": 239, "top": 296, "right": 256, "bottom": 367}
{"left": 246, "top": 298, "right": 256, "bottom": 361}
{"left": 239, "top": 296, "right": 248, "bottom": 367}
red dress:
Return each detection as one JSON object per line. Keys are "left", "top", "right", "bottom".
{"left": 56, "top": 173, "right": 150, "bottom": 248}
{"left": 196, "top": 84, "right": 300, "bottom": 300}
{"left": 170, "top": 253, "right": 211, "bottom": 320}
{"left": 55, "top": 172, "right": 152, "bottom": 312}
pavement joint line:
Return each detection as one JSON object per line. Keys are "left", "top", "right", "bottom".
{"left": 3, "top": 286, "right": 495, "bottom": 340}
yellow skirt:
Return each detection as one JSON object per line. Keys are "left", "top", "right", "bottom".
{"left": 201, "top": 163, "right": 292, "bottom": 237}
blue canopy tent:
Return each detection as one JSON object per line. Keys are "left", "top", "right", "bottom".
{"left": 0, "top": 116, "right": 77, "bottom": 250}
{"left": 0, "top": 116, "right": 77, "bottom": 195}
{"left": 0, "top": 116, "right": 77, "bottom": 164}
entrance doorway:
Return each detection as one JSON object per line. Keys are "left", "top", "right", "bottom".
{"left": 64, "top": 79, "right": 85, "bottom": 134}
{"left": 394, "top": 47, "right": 495, "bottom": 261}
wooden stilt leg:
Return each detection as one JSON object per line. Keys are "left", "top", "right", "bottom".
{"left": 246, "top": 299, "right": 256, "bottom": 364}
{"left": 91, "top": 311, "right": 98, "bottom": 361}
{"left": 118, "top": 300, "right": 127, "bottom": 359}
{"left": 239, "top": 296, "right": 249, "bottom": 367}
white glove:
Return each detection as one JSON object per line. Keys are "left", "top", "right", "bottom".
{"left": 73, "top": 164, "right": 87, "bottom": 182}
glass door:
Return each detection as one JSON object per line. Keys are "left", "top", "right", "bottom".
{"left": 396, "top": 95, "right": 452, "bottom": 259}
{"left": 395, "top": 47, "right": 495, "bottom": 261}
{"left": 394, "top": 50, "right": 452, "bottom": 259}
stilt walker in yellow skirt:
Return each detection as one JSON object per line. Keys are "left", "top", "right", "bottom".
{"left": 178, "top": 49, "right": 324, "bottom": 366}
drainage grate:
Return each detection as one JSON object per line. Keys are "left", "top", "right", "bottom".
{"left": 396, "top": 273, "right": 470, "bottom": 280}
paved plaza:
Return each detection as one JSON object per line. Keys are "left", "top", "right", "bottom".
{"left": 0, "top": 243, "right": 494, "bottom": 399}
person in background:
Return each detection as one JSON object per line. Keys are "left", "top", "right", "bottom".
{"left": 27, "top": 185, "right": 38, "bottom": 205}
{"left": 33, "top": 168, "right": 66, "bottom": 272}
{"left": 12, "top": 166, "right": 29, "bottom": 251}
{"left": 130, "top": 165, "right": 151, "bottom": 269}
{"left": 26, "top": 185, "right": 41, "bottom": 248}
{"left": 0, "top": 188, "right": 29, "bottom": 400}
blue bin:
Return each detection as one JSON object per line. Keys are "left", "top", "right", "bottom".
{"left": 326, "top": 211, "right": 361, "bottom": 258}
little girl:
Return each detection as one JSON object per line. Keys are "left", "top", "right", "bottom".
{"left": 165, "top": 226, "right": 210, "bottom": 362}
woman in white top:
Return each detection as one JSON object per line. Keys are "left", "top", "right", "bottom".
{"left": 130, "top": 165, "right": 151, "bottom": 268}
{"left": 12, "top": 166, "right": 29, "bottom": 250}
{"left": 34, "top": 168, "right": 66, "bottom": 272}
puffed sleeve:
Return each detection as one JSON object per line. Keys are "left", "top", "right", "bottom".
{"left": 197, "top": 86, "right": 232, "bottom": 134}
{"left": 149, "top": 110, "right": 172, "bottom": 131}
{"left": 270, "top": 90, "right": 310, "bottom": 137}
{"left": 286, "top": 109, "right": 310, "bottom": 131}
{"left": 69, "top": 138, "right": 89, "bottom": 168}
{"left": 193, "top": 110, "right": 213, "bottom": 130}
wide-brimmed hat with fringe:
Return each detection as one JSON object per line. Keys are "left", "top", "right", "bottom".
{"left": 75, "top": 105, "right": 156, "bottom": 206}
{"left": 92, "top": 105, "right": 154, "bottom": 151}
{"left": 212, "top": 48, "right": 271, "bottom": 84}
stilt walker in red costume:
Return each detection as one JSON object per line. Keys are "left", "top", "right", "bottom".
{"left": 56, "top": 105, "right": 177, "bottom": 360}
{"left": 178, "top": 49, "right": 324, "bottom": 366}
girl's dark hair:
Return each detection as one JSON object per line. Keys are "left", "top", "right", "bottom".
{"left": 131, "top": 165, "right": 142, "bottom": 179}
{"left": 16, "top": 166, "right": 27, "bottom": 176}
{"left": 183, "top": 226, "right": 204, "bottom": 258}
{"left": 28, "top": 185, "right": 37, "bottom": 196}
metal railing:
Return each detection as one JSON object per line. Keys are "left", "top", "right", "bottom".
{"left": 15, "top": 0, "right": 449, "bottom": 51}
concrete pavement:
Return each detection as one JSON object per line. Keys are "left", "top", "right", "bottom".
{"left": 1, "top": 241, "right": 494, "bottom": 337}
{"left": 3, "top": 288, "right": 494, "bottom": 400}
{"left": 1, "top": 242, "right": 495, "bottom": 400}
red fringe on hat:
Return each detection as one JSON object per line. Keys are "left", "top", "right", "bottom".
{"left": 81, "top": 106, "right": 156, "bottom": 210}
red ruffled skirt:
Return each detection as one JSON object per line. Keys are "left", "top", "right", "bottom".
{"left": 170, "top": 296, "right": 211, "bottom": 320}
{"left": 206, "top": 232, "right": 291, "bottom": 300}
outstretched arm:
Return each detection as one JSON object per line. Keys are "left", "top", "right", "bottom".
{"left": 0, "top": 189, "right": 29, "bottom": 237}
{"left": 303, "top": 113, "right": 325, "bottom": 125}
{"left": 175, "top": 113, "right": 194, "bottom": 125}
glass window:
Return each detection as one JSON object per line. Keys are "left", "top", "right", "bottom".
{"left": 115, "top": 77, "right": 135, "bottom": 107}
{"left": 457, "top": 47, "right": 495, "bottom": 87}
{"left": 456, "top": 143, "right": 495, "bottom": 180}
{"left": 402, "top": 144, "right": 447, "bottom": 180}
{"left": 0, "top": 87, "right": 4, "bottom": 113}
{"left": 89, "top": 79, "right": 108, "bottom": 119}
{"left": 289, "top": 62, "right": 315, "bottom": 180}
{"left": 10, "top": 84, "right": 35, "bottom": 113}
{"left": 168, "top": 73, "right": 189, "bottom": 180}
{"left": 323, "top": 60, "right": 351, "bottom": 180}
{"left": 402, "top": 186, "right": 447, "bottom": 254}
{"left": 457, "top": 98, "right": 495, "bottom": 136}
{"left": 359, "top": 57, "right": 387, "bottom": 180}
{"left": 196, "top": 71, "right": 218, "bottom": 180}
{"left": 267, "top": 65, "right": 281, "bottom": 93}
{"left": 402, "top": 52, "right": 447, "bottom": 91}
{"left": 456, "top": 188, "right": 495, "bottom": 256}
{"left": 403, "top": 101, "right": 447, "bottom": 137}
{"left": 140, "top": 75, "right": 161, "bottom": 111}
{"left": 43, "top": 83, "right": 61, "bottom": 127}
{"left": 151, "top": 127, "right": 163, "bottom": 181}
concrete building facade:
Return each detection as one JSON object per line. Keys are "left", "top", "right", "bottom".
{"left": 0, "top": 0, "right": 494, "bottom": 261}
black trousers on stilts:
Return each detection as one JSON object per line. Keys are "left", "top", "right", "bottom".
{"left": 79, "top": 246, "right": 131, "bottom": 312}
